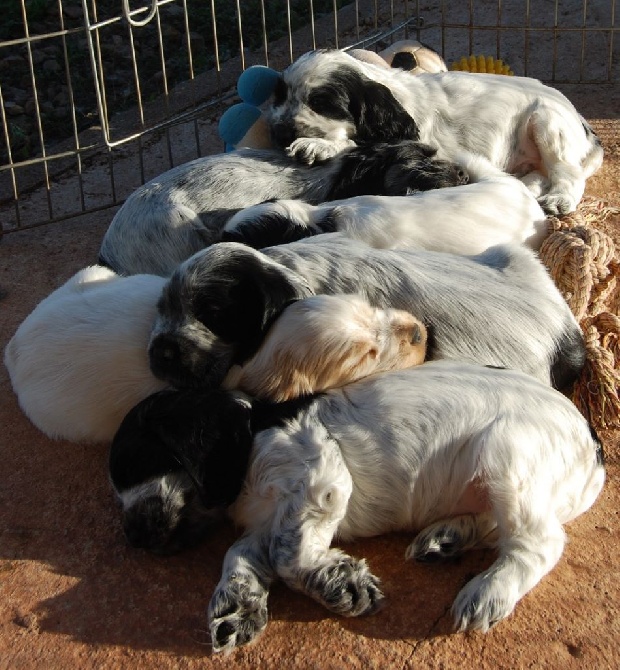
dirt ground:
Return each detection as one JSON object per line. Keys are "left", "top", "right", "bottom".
{"left": 1, "top": 85, "right": 619, "bottom": 668}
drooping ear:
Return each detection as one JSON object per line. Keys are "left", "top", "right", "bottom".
{"left": 191, "top": 245, "right": 314, "bottom": 364}
{"left": 351, "top": 79, "right": 420, "bottom": 143}
{"left": 170, "top": 390, "right": 254, "bottom": 507}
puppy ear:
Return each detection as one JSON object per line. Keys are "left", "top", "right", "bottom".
{"left": 192, "top": 246, "right": 314, "bottom": 364}
{"left": 171, "top": 391, "right": 254, "bottom": 506}
{"left": 351, "top": 80, "right": 420, "bottom": 143}
{"left": 110, "top": 388, "right": 254, "bottom": 507}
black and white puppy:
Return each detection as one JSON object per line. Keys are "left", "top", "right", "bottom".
{"left": 108, "top": 362, "right": 605, "bottom": 650}
{"left": 99, "top": 141, "right": 467, "bottom": 276}
{"left": 222, "top": 153, "right": 549, "bottom": 254}
{"left": 266, "top": 49, "right": 603, "bottom": 215}
{"left": 148, "top": 236, "right": 585, "bottom": 393}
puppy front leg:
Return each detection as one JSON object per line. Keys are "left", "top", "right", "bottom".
{"left": 287, "top": 137, "right": 357, "bottom": 164}
{"left": 268, "top": 453, "right": 384, "bottom": 617}
{"left": 208, "top": 531, "right": 274, "bottom": 653}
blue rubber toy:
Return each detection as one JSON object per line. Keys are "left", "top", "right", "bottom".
{"left": 218, "top": 65, "right": 281, "bottom": 152}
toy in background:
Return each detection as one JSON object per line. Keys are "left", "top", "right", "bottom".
{"left": 218, "top": 41, "right": 448, "bottom": 152}
{"left": 451, "top": 54, "right": 514, "bottom": 75}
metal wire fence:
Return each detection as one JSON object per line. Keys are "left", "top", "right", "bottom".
{"left": 0, "top": 0, "right": 617, "bottom": 233}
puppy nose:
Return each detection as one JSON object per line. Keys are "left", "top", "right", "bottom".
{"left": 457, "top": 168, "right": 469, "bottom": 184}
{"left": 149, "top": 334, "right": 181, "bottom": 368}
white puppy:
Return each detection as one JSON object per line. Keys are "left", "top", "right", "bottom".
{"left": 267, "top": 49, "right": 604, "bottom": 215}
{"left": 5, "top": 265, "right": 426, "bottom": 443}
{"left": 223, "top": 154, "right": 549, "bottom": 255}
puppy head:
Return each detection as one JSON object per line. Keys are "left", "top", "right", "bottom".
{"left": 225, "top": 294, "right": 428, "bottom": 401}
{"left": 267, "top": 49, "right": 419, "bottom": 149}
{"left": 109, "top": 388, "right": 253, "bottom": 554}
{"left": 148, "top": 242, "right": 314, "bottom": 389}
{"left": 332, "top": 140, "right": 469, "bottom": 199}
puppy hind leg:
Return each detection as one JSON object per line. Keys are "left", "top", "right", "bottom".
{"left": 208, "top": 532, "right": 275, "bottom": 653}
{"left": 527, "top": 106, "right": 587, "bottom": 215}
{"left": 406, "top": 512, "right": 499, "bottom": 563}
{"left": 452, "top": 519, "right": 566, "bottom": 632}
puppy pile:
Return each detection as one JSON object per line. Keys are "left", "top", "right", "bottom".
{"left": 5, "top": 47, "right": 606, "bottom": 654}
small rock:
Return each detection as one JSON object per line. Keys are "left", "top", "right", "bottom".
{"left": 42, "top": 59, "right": 61, "bottom": 75}
{"left": 4, "top": 101, "right": 25, "bottom": 116}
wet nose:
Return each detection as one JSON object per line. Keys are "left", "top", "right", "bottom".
{"left": 457, "top": 167, "right": 469, "bottom": 184}
{"left": 149, "top": 334, "right": 181, "bottom": 372}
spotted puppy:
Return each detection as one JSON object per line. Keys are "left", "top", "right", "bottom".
{"left": 99, "top": 141, "right": 467, "bottom": 276}
{"left": 148, "top": 237, "right": 585, "bottom": 394}
{"left": 108, "top": 362, "right": 605, "bottom": 650}
{"left": 266, "top": 49, "right": 603, "bottom": 215}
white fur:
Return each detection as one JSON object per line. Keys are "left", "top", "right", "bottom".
{"left": 209, "top": 361, "right": 605, "bottom": 651}
{"left": 268, "top": 49, "right": 603, "bottom": 215}
{"left": 225, "top": 154, "right": 549, "bottom": 255}
{"left": 4, "top": 269, "right": 426, "bottom": 442}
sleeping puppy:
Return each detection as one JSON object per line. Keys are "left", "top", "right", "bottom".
{"left": 4, "top": 263, "right": 425, "bottom": 443}
{"left": 107, "top": 362, "right": 605, "bottom": 649}
{"left": 222, "top": 153, "right": 549, "bottom": 254}
{"left": 98, "top": 141, "right": 468, "bottom": 277}
{"left": 266, "top": 49, "right": 604, "bottom": 215}
{"left": 148, "top": 236, "right": 585, "bottom": 394}
{"left": 111, "top": 306, "right": 426, "bottom": 554}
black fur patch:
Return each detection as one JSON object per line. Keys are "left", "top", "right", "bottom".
{"left": 110, "top": 388, "right": 253, "bottom": 505}
{"left": 220, "top": 213, "right": 318, "bottom": 250}
{"left": 550, "top": 325, "right": 586, "bottom": 392}
{"left": 328, "top": 140, "right": 466, "bottom": 200}
{"left": 588, "top": 423, "right": 605, "bottom": 466}
{"left": 251, "top": 394, "right": 320, "bottom": 433}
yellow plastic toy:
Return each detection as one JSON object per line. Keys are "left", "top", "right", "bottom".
{"left": 450, "top": 55, "right": 514, "bottom": 75}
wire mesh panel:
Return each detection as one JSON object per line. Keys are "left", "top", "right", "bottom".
{"left": 0, "top": 0, "right": 617, "bottom": 234}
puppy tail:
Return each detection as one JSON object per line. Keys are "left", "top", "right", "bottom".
{"left": 580, "top": 117, "right": 604, "bottom": 178}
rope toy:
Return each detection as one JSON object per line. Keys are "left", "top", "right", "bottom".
{"left": 450, "top": 55, "right": 514, "bottom": 75}
{"left": 538, "top": 197, "right": 620, "bottom": 429}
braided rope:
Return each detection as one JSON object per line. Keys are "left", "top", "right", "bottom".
{"left": 539, "top": 200, "right": 620, "bottom": 429}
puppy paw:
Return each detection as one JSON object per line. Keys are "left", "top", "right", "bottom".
{"left": 286, "top": 137, "right": 343, "bottom": 164}
{"left": 452, "top": 572, "right": 518, "bottom": 633}
{"left": 304, "top": 557, "right": 384, "bottom": 616}
{"left": 406, "top": 523, "right": 466, "bottom": 563}
{"left": 537, "top": 193, "right": 576, "bottom": 216}
{"left": 208, "top": 582, "right": 269, "bottom": 653}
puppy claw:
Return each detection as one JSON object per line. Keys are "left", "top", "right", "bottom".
{"left": 208, "top": 584, "right": 269, "bottom": 653}
{"left": 537, "top": 193, "right": 576, "bottom": 216}
{"left": 451, "top": 572, "right": 517, "bottom": 633}
{"left": 286, "top": 137, "right": 345, "bottom": 164}
{"left": 304, "top": 557, "right": 384, "bottom": 617}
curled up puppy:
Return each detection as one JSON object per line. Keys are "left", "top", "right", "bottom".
{"left": 108, "top": 361, "right": 605, "bottom": 650}
{"left": 222, "top": 153, "right": 549, "bottom": 255}
{"left": 4, "top": 263, "right": 426, "bottom": 443}
{"left": 148, "top": 237, "right": 585, "bottom": 394}
{"left": 98, "top": 141, "right": 467, "bottom": 277}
